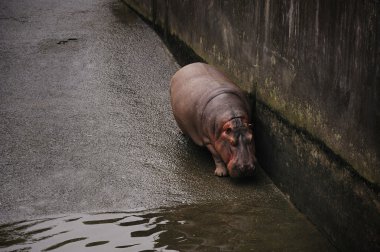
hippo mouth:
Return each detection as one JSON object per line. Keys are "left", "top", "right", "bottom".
{"left": 227, "top": 159, "right": 256, "bottom": 178}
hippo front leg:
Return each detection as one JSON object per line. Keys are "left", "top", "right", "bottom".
{"left": 206, "top": 144, "right": 228, "bottom": 177}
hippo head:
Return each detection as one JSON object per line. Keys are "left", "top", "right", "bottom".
{"left": 214, "top": 118, "right": 257, "bottom": 178}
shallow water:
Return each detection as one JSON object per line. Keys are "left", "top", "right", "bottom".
{"left": 0, "top": 201, "right": 335, "bottom": 252}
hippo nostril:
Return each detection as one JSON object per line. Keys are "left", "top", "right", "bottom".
{"left": 241, "top": 164, "right": 256, "bottom": 177}
{"left": 242, "top": 164, "right": 253, "bottom": 170}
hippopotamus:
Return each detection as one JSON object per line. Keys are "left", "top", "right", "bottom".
{"left": 170, "top": 62, "right": 257, "bottom": 177}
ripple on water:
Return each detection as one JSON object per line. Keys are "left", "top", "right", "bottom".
{"left": 0, "top": 202, "right": 335, "bottom": 252}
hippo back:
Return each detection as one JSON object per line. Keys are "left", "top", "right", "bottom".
{"left": 170, "top": 63, "right": 249, "bottom": 146}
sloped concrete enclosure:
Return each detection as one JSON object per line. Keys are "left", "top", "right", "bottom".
{"left": 123, "top": 0, "right": 379, "bottom": 251}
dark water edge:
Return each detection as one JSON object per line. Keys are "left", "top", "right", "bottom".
{"left": 0, "top": 201, "right": 335, "bottom": 252}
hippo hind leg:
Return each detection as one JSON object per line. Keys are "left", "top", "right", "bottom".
{"left": 206, "top": 144, "right": 228, "bottom": 177}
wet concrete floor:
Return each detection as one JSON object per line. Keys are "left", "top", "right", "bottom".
{"left": 0, "top": 0, "right": 334, "bottom": 250}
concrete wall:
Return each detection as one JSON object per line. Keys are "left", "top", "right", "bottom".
{"left": 124, "top": 0, "right": 380, "bottom": 251}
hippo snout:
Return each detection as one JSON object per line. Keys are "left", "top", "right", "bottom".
{"left": 229, "top": 163, "right": 256, "bottom": 178}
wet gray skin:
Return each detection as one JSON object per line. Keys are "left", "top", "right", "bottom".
{"left": 0, "top": 0, "right": 335, "bottom": 250}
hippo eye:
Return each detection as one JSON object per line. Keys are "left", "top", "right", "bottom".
{"left": 225, "top": 128, "right": 232, "bottom": 134}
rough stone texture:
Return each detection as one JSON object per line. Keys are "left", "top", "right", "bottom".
{"left": 124, "top": 0, "right": 380, "bottom": 251}
{"left": 255, "top": 102, "right": 379, "bottom": 252}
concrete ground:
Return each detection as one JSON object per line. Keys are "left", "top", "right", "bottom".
{"left": 0, "top": 0, "right": 277, "bottom": 221}
{"left": 0, "top": 4, "right": 332, "bottom": 251}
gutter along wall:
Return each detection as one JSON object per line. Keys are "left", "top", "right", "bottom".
{"left": 123, "top": 1, "right": 380, "bottom": 251}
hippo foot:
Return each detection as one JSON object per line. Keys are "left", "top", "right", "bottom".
{"left": 214, "top": 165, "right": 228, "bottom": 177}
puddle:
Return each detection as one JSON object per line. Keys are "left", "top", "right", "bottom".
{"left": 0, "top": 202, "right": 335, "bottom": 252}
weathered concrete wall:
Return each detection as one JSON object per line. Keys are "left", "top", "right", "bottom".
{"left": 124, "top": 0, "right": 380, "bottom": 251}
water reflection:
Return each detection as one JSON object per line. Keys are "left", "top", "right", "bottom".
{"left": 0, "top": 202, "right": 335, "bottom": 252}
